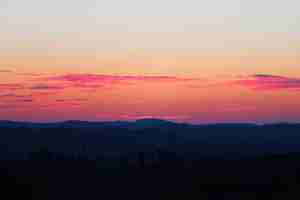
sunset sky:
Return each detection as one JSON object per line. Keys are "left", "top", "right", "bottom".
{"left": 1, "top": 0, "right": 300, "bottom": 123}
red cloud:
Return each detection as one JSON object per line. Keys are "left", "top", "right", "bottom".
{"left": 233, "top": 74, "right": 300, "bottom": 91}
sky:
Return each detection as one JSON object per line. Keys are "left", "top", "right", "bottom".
{"left": 0, "top": 0, "right": 300, "bottom": 123}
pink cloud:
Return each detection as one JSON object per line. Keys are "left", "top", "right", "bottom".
{"left": 29, "top": 98, "right": 88, "bottom": 109}
{"left": 44, "top": 73, "right": 197, "bottom": 89}
{"left": 49, "top": 74, "right": 188, "bottom": 82}
{"left": 119, "top": 114, "right": 189, "bottom": 121}
{"left": 233, "top": 74, "right": 300, "bottom": 91}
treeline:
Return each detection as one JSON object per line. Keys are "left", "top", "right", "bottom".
{"left": 1, "top": 147, "right": 300, "bottom": 199}
{"left": 2, "top": 124, "right": 300, "bottom": 199}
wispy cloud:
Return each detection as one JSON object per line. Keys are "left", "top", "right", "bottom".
{"left": 0, "top": 93, "right": 16, "bottom": 98}
{"left": 13, "top": 99, "right": 33, "bottom": 103}
{"left": 0, "top": 104, "right": 17, "bottom": 109}
{"left": 49, "top": 74, "right": 191, "bottom": 82}
{"left": 55, "top": 98, "right": 88, "bottom": 102}
{"left": 0, "top": 69, "right": 13, "bottom": 73}
{"left": 119, "top": 114, "right": 189, "bottom": 121}
{"left": 44, "top": 73, "right": 197, "bottom": 89}
{"left": 233, "top": 74, "right": 300, "bottom": 91}
{"left": 18, "top": 72, "right": 44, "bottom": 77}
{"left": 0, "top": 83, "right": 24, "bottom": 91}
{"left": 30, "top": 84, "right": 65, "bottom": 90}
{"left": 0, "top": 93, "right": 32, "bottom": 98}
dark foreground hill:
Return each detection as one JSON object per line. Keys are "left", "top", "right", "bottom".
{"left": 1, "top": 119, "right": 300, "bottom": 159}
{"left": 1, "top": 119, "right": 300, "bottom": 199}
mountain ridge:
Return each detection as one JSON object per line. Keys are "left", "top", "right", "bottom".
{"left": 0, "top": 118, "right": 298, "bottom": 128}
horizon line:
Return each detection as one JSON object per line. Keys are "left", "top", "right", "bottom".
{"left": 0, "top": 118, "right": 298, "bottom": 126}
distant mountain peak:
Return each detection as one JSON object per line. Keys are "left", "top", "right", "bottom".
{"left": 135, "top": 118, "right": 176, "bottom": 127}
{"left": 62, "top": 120, "right": 88, "bottom": 124}
{"left": 135, "top": 118, "right": 170, "bottom": 122}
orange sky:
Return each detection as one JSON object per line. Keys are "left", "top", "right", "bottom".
{"left": 1, "top": 64, "right": 300, "bottom": 123}
{"left": 1, "top": 0, "right": 300, "bottom": 123}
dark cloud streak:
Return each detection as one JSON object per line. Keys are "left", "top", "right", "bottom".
{"left": 233, "top": 74, "right": 300, "bottom": 91}
{"left": 30, "top": 84, "right": 65, "bottom": 91}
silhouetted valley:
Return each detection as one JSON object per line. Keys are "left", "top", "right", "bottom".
{"left": 1, "top": 119, "right": 300, "bottom": 199}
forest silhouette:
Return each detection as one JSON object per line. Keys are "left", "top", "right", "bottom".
{"left": 1, "top": 120, "right": 300, "bottom": 199}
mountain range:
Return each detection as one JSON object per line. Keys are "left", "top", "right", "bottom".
{"left": 1, "top": 118, "right": 300, "bottom": 160}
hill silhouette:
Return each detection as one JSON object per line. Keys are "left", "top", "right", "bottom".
{"left": 1, "top": 119, "right": 300, "bottom": 199}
